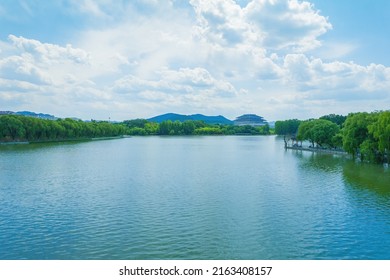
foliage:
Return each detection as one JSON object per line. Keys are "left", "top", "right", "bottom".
{"left": 263, "top": 110, "right": 390, "bottom": 164}
{"left": 123, "top": 119, "right": 270, "bottom": 136}
{"left": 345, "top": 111, "right": 389, "bottom": 164}
{"left": 0, "top": 115, "right": 272, "bottom": 143}
{"left": 368, "top": 111, "right": 390, "bottom": 157}
{"left": 275, "top": 119, "right": 301, "bottom": 135}
{"left": 4, "top": 111, "right": 387, "bottom": 164}
{"left": 319, "top": 114, "right": 347, "bottom": 127}
{"left": 342, "top": 112, "right": 378, "bottom": 159}
{"left": 0, "top": 115, "right": 26, "bottom": 141}
{"left": 0, "top": 115, "right": 127, "bottom": 142}
{"left": 297, "top": 119, "right": 340, "bottom": 148}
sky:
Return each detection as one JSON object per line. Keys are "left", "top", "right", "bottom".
{"left": 0, "top": 0, "right": 389, "bottom": 121}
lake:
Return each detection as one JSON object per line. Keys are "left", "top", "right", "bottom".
{"left": 0, "top": 136, "right": 389, "bottom": 259}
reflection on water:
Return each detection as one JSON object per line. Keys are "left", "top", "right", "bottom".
{"left": 289, "top": 149, "right": 390, "bottom": 260}
{"left": 292, "top": 149, "right": 390, "bottom": 197}
{"left": 342, "top": 161, "right": 390, "bottom": 196}
{"left": 1, "top": 136, "right": 390, "bottom": 260}
{"left": 290, "top": 150, "right": 347, "bottom": 173}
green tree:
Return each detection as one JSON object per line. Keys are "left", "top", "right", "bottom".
{"left": 342, "top": 112, "right": 378, "bottom": 159}
{"left": 319, "top": 114, "right": 347, "bottom": 127}
{"left": 368, "top": 111, "right": 390, "bottom": 163}
{"left": 194, "top": 127, "right": 223, "bottom": 135}
{"left": 0, "top": 115, "right": 26, "bottom": 141}
{"left": 158, "top": 120, "right": 173, "bottom": 135}
{"left": 144, "top": 122, "right": 159, "bottom": 135}
{"left": 297, "top": 119, "right": 339, "bottom": 148}
{"left": 331, "top": 133, "right": 343, "bottom": 149}
{"left": 182, "top": 121, "right": 196, "bottom": 135}
{"left": 297, "top": 120, "right": 316, "bottom": 147}
{"left": 123, "top": 119, "right": 148, "bottom": 129}
{"left": 275, "top": 119, "right": 301, "bottom": 135}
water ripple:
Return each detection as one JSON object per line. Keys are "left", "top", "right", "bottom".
{"left": 1, "top": 137, "right": 390, "bottom": 259}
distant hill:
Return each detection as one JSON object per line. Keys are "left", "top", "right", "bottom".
{"left": 16, "top": 111, "right": 58, "bottom": 120}
{"left": 0, "top": 111, "right": 57, "bottom": 120}
{"left": 148, "top": 113, "right": 233, "bottom": 125}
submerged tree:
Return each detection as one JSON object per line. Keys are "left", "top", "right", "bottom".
{"left": 368, "top": 111, "right": 390, "bottom": 163}
{"left": 342, "top": 112, "right": 378, "bottom": 160}
{"left": 275, "top": 119, "right": 301, "bottom": 147}
{"left": 297, "top": 119, "right": 339, "bottom": 148}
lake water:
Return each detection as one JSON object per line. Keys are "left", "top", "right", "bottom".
{"left": 1, "top": 136, "right": 389, "bottom": 259}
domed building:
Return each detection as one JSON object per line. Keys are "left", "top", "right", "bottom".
{"left": 234, "top": 114, "right": 268, "bottom": 126}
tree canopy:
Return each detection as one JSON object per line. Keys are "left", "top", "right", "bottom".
{"left": 297, "top": 119, "right": 340, "bottom": 148}
{"left": 0, "top": 115, "right": 271, "bottom": 143}
{"left": 278, "top": 111, "right": 389, "bottom": 164}
{"left": 275, "top": 119, "right": 301, "bottom": 136}
{"left": 0, "top": 115, "right": 127, "bottom": 142}
{"left": 319, "top": 114, "right": 347, "bottom": 127}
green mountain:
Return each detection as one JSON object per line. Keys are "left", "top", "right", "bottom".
{"left": 148, "top": 113, "right": 233, "bottom": 125}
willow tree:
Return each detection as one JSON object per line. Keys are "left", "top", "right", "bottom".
{"left": 368, "top": 111, "right": 390, "bottom": 163}
{"left": 297, "top": 119, "right": 339, "bottom": 148}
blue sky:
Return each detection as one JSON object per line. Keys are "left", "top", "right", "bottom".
{"left": 0, "top": 0, "right": 389, "bottom": 121}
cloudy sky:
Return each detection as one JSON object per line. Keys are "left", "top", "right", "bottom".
{"left": 1, "top": 0, "right": 389, "bottom": 121}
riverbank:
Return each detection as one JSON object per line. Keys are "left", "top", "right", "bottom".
{"left": 0, "top": 136, "right": 126, "bottom": 145}
{"left": 286, "top": 145, "right": 349, "bottom": 155}
{"left": 0, "top": 141, "right": 29, "bottom": 145}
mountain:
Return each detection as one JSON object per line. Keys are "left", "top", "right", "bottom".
{"left": 0, "top": 110, "right": 58, "bottom": 120}
{"left": 16, "top": 111, "right": 58, "bottom": 120}
{"left": 148, "top": 113, "right": 233, "bottom": 125}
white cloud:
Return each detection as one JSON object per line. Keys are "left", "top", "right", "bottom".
{"left": 0, "top": 78, "right": 41, "bottom": 92}
{"left": 9, "top": 35, "right": 90, "bottom": 65}
{"left": 190, "top": 0, "right": 331, "bottom": 52}
{"left": 113, "top": 67, "right": 239, "bottom": 97}
{"left": 0, "top": 0, "right": 389, "bottom": 120}
{"left": 190, "top": 0, "right": 253, "bottom": 46}
{"left": 283, "top": 54, "right": 390, "bottom": 98}
{"left": 244, "top": 0, "right": 332, "bottom": 52}
{"left": 0, "top": 55, "right": 52, "bottom": 85}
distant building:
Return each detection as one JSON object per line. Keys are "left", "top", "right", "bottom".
{"left": 234, "top": 114, "right": 268, "bottom": 126}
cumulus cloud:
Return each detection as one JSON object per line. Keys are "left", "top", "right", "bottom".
{"left": 244, "top": 0, "right": 332, "bottom": 52}
{"left": 283, "top": 54, "right": 390, "bottom": 98}
{"left": 190, "top": 0, "right": 331, "bottom": 52}
{"left": 9, "top": 35, "right": 90, "bottom": 64}
{"left": 0, "top": 55, "right": 52, "bottom": 85}
{"left": 190, "top": 0, "right": 253, "bottom": 46}
{"left": 113, "top": 67, "right": 239, "bottom": 97}
{"left": 0, "top": 0, "right": 389, "bottom": 120}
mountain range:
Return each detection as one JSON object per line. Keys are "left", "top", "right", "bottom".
{"left": 1, "top": 111, "right": 274, "bottom": 127}
{"left": 148, "top": 113, "right": 233, "bottom": 125}
{"left": 0, "top": 111, "right": 57, "bottom": 120}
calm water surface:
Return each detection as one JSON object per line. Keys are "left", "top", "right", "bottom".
{"left": 0, "top": 136, "right": 389, "bottom": 259}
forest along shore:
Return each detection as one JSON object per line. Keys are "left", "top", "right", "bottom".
{"left": 0, "top": 136, "right": 125, "bottom": 145}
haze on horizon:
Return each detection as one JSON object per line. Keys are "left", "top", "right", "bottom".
{"left": 0, "top": 0, "right": 389, "bottom": 121}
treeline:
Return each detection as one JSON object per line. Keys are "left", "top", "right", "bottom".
{"left": 123, "top": 119, "right": 270, "bottom": 135}
{"left": 275, "top": 112, "right": 390, "bottom": 164}
{"left": 0, "top": 115, "right": 127, "bottom": 142}
{"left": 0, "top": 115, "right": 271, "bottom": 143}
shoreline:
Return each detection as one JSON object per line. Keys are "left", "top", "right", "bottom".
{"left": 286, "top": 145, "right": 349, "bottom": 155}
{"left": 0, "top": 136, "right": 125, "bottom": 145}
